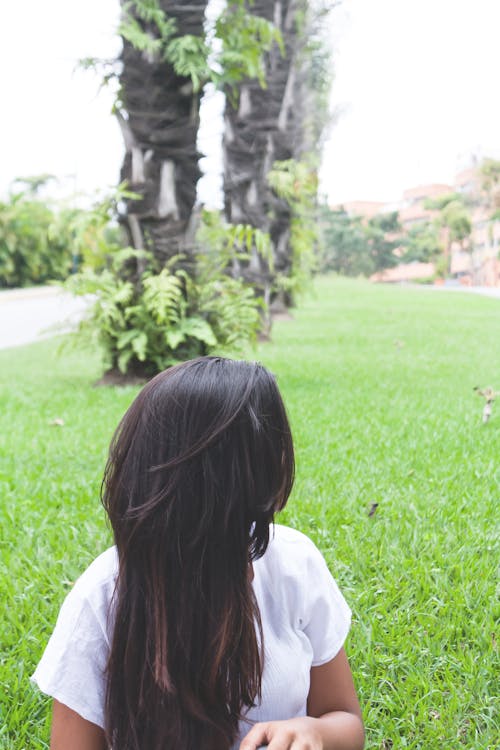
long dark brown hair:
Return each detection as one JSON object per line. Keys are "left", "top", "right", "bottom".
{"left": 102, "top": 357, "right": 295, "bottom": 750}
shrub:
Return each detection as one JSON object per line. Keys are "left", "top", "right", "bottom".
{"left": 66, "top": 214, "right": 265, "bottom": 376}
{"left": 0, "top": 180, "right": 125, "bottom": 288}
{"left": 0, "top": 191, "right": 73, "bottom": 288}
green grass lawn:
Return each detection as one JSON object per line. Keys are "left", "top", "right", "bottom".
{"left": 1, "top": 276, "right": 498, "bottom": 749}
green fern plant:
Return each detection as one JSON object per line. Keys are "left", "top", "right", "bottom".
{"left": 87, "top": 0, "right": 281, "bottom": 96}
{"left": 215, "top": 2, "right": 283, "bottom": 92}
{"left": 66, "top": 215, "right": 265, "bottom": 377}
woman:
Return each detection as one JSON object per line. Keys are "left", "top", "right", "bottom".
{"left": 32, "top": 357, "right": 364, "bottom": 750}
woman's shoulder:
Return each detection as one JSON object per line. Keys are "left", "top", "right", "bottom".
{"left": 265, "top": 524, "right": 324, "bottom": 561}
{"left": 72, "top": 546, "right": 118, "bottom": 588}
{"left": 75, "top": 547, "right": 118, "bottom": 588}
{"left": 65, "top": 546, "right": 118, "bottom": 616}
{"left": 270, "top": 523, "right": 318, "bottom": 547}
{"left": 259, "top": 525, "right": 352, "bottom": 661}
{"left": 256, "top": 524, "right": 330, "bottom": 584}
{"left": 31, "top": 547, "right": 117, "bottom": 728}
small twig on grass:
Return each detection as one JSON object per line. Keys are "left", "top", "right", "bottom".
{"left": 473, "top": 386, "right": 500, "bottom": 423}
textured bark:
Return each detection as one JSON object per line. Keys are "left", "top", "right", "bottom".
{"left": 223, "top": 1, "right": 306, "bottom": 302}
{"left": 118, "top": 1, "right": 208, "bottom": 264}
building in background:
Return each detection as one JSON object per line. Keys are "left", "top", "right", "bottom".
{"left": 453, "top": 167, "right": 500, "bottom": 286}
{"left": 398, "top": 184, "right": 452, "bottom": 231}
{"left": 337, "top": 200, "right": 386, "bottom": 220}
{"left": 334, "top": 166, "right": 500, "bottom": 286}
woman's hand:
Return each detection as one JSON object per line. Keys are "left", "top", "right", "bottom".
{"left": 240, "top": 717, "right": 323, "bottom": 750}
{"left": 240, "top": 649, "right": 365, "bottom": 750}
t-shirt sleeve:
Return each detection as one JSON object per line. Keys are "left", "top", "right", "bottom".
{"left": 300, "top": 538, "right": 352, "bottom": 667}
{"left": 31, "top": 585, "right": 108, "bottom": 729}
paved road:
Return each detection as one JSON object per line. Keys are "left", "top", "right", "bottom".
{"left": 1, "top": 282, "right": 499, "bottom": 352}
{"left": 0, "top": 286, "right": 91, "bottom": 350}
{"left": 430, "top": 284, "right": 500, "bottom": 299}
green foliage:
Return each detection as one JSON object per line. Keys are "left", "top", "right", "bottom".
{"left": 121, "top": 0, "right": 177, "bottom": 43}
{"left": 0, "top": 180, "right": 73, "bottom": 288}
{"left": 197, "top": 209, "right": 274, "bottom": 272}
{"left": 365, "top": 211, "right": 401, "bottom": 271}
{"left": 434, "top": 253, "right": 449, "bottom": 279}
{"left": 11, "top": 174, "right": 58, "bottom": 194}
{"left": 479, "top": 157, "right": 500, "bottom": 194}
{"left": 441, "top": 202, "right": 472, "bottom": 244}
{"left": 426, "top": 194, "right": 472, "bottom": 261}
{"left": 119, "top": 15, "right": 166, "bottom": 57}
{"left": 401, "top": 221, "right": 442, "bottom": 263}
{"left": 268, "top": 159, "right": 319, "bottom": 297}
{"left": 0, "top": 180, "right": 130, "bottom": 288}
{"left": 215, "top": 2, "right": 283, "bottom": 92}
{"left": 66, "top": 214, "right": 265, "bottom": 376}
{"left": 319, "top": 208, "right": 444, "bottom": 277}
{"left": 368, "top": 210, "right": 401, "bottom": 235}
{"left": 320, "top": 208, "right": 411, "bottom": 276}
{"left": 479, "top": 158, "right": 500, "bottom": 223}
{"left": 319, "top": 207, "right": 374, "bottom": 276}
{"left": 423, "top": 191, "right": 464, "bottom": 212}
{"left": 120, "top": 1, "right": 211, "bottom": 92}
{"left": 165, "top": 35, "right": 211, "bottom": 92}
{"left": 60, "top": 184, "right": 133, "bottom": 270}
{"left": 116, "top": 0, "right": 281, "bottom": 94}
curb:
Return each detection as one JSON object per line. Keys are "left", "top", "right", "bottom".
{"left": 0, "top": 285, "right": 64, "bottom": 303}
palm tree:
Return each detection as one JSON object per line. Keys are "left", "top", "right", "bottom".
{"left": 222, "top": 0, "right": 301, "bottom": 304}
{"left": 118, "top": 0, "right": 209, "bottom": 265}
{"left": 223, "top": 1, "right": 331, "bottom": 305}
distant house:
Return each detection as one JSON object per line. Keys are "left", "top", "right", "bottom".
{"left": 398, "top": 183, "right": 452, "bottom": 231}
{"left": 337, "top": 166, "right": 500, "bottom": 286}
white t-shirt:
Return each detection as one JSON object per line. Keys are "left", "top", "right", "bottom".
{"left": 32, "top": 525, "right": 351, "bottom": 747}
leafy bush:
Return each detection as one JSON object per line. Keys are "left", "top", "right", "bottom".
{"left": 0, "top": 180, "right": 125, "bottom": 288}
{"left": 318, "top": 206, "right": 374, "bottom": 277}
{"left": 66, "top": 213, "right": 264, "bottom": 376}
{"left": 0, "top": 189, "right": 73, "bottom": 288}
{"left": 401, "top": 221, "right": 442, "bottom": 263}
{"left": 59, "top": 188, "right": 127, "bottom": 272}
{"left": 319, "top": 206, "right": 403, "bottom": 276}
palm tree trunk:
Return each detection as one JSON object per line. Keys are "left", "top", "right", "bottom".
{"left": 223, "top": 0, "right": 304, "bottom": 305}
{"left": 118, "top": 1, "right": 208, "bottom": 265}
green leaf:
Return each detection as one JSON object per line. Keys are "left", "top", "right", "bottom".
{"left": 116, "top": 329, "right": 140, "bottom": 351}
{"left": 118, "top": 348, "right": 133, "bottom": 374}
{"left": 131, "top": 331, "right": 148, "bottom": 361}
{"left": 165, "top": 35, "right": 210, "bottom": 92}
{"left": 182, "top": 317, "right": 217, "bottom": 347}
{"left": 164, "top": 329, "right": 186, "bottom": 350}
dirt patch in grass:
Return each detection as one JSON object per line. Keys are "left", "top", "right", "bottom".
{"left": 94, "top": 369, "right": 148, "bottom": 387}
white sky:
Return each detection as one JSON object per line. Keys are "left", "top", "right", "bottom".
{"left": 1, "top": 0, "right": 499, "bottom": 207}
{"left": 324, "top": 0, "right": 500, "bottom": 203}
